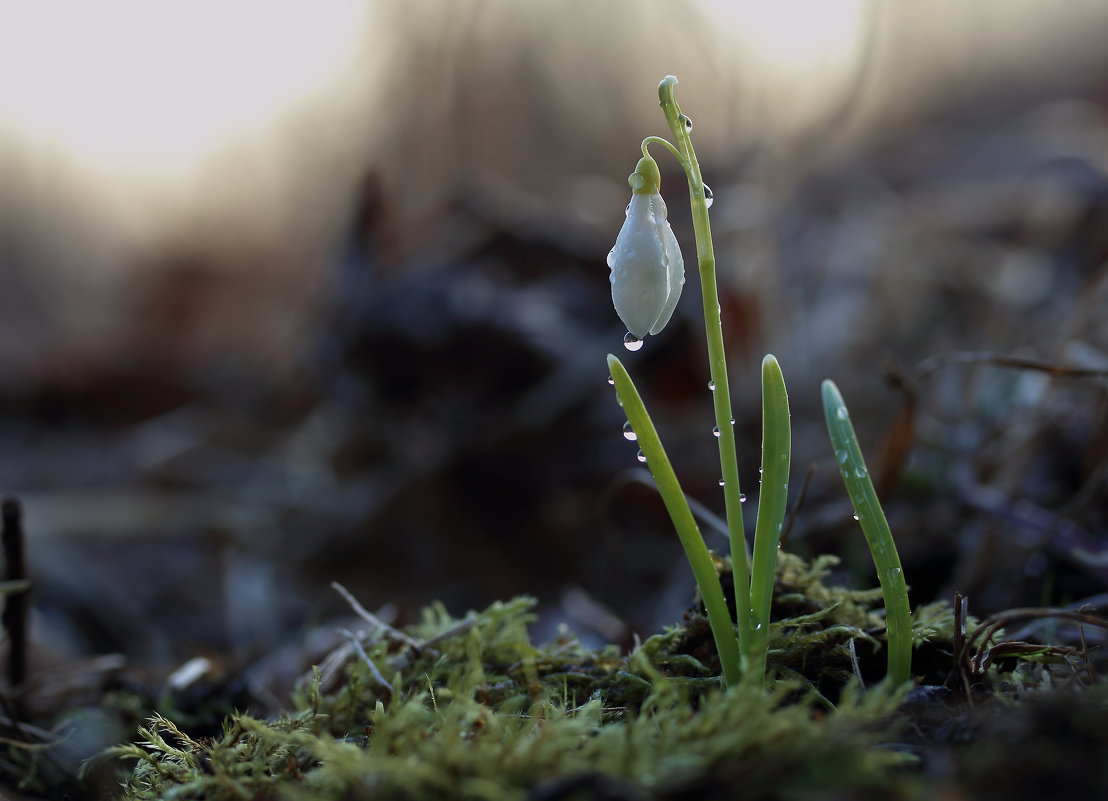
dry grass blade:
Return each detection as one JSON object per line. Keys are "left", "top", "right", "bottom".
{"left": 337, "top": 627, "right": 393, "bottom": 695}
{"left": 919, "top": 351, "right": 1108, "bottom": 380}
{"left": 962, "top": 606, "right": 1108, "bottom": 676}
{"left": 331, "top": 581, "right": 423, "bottom": 653}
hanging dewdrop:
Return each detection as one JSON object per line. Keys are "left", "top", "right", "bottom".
{"left": 607, "top": 153, "right": 685, "bottom": 349}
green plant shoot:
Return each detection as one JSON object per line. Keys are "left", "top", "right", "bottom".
{"left": 821, "top": 380, "right": 912, "bottom": 685}
{"left": 748, "top": 355, "right": 791, "bottom": 680}
{"left": 608, "top": 355, "right": 741, "bottom": 686}
{"left": 655, "top": 77, "right": 753, "bottom": 647}
{"left": 606, "top": 76, "right": 793, "bottom": 686}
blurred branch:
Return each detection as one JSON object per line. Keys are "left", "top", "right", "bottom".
{"left": 919, "top": 351, "right": 1108, "bottom": 380}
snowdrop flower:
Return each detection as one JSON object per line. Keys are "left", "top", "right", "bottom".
{"left": 607, "top": 155, "right": 685, "bottom": 341}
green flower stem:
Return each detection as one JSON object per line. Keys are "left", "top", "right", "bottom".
{"left": 748, "top": 355, "right": 791, "bottom": 682}
{"left": 608, "top": 354, "right": 742, "bottom": 687}
{"left": 821, "top": 380, "right": 912, "bottom": 685}
{"left": 641, "top": 135, "right": 682, "bottom": 163}
{"left": 656, "top": 75, "right": 753, "bottom": 666}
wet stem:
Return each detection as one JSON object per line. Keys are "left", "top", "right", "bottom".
{"left": 656, "top": 77, "right": 756, "bottom": 674}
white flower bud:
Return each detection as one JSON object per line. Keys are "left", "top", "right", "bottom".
{"left": 607, "top": 157, "right": 685, "bottom": 339}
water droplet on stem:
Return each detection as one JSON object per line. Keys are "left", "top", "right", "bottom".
{"left": 703, "top": 183, "right": 714, "bottom": 208}
{"left": 622, "top": 422, "right": 637, "bottom": 441}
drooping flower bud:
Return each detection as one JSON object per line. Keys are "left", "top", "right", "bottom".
{"left": 607, "top": 155, "right": 685, "bottom": 340}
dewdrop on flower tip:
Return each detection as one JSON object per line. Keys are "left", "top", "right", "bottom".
{"left": 607, "top": 154, "right": 685, "bottom": 340}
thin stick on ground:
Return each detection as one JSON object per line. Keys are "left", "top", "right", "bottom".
{"left": 331, "top": 581, "right": 424, "bottom": 653}
{"left": 2, "top": 497, "right": 28, "bottom": 690}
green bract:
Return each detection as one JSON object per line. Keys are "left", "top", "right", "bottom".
{"left": 607, "top": 156, "right": 685, "bottom": 339}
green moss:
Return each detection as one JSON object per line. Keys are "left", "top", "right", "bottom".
{"left": 98, "top": 680, "right": 916, "bottom": 801}
{"left": 88, "top": 551, "right": 1087, "bottom": 800}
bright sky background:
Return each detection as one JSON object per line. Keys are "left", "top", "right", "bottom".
{"left": 0, "top": 2, "right": 368, "bottom": 178}
{"left": 701, "top": 0, "right": 864, "bottom": 72}
{"left": 0, "top": 1, "right": 867, "bottom": 180}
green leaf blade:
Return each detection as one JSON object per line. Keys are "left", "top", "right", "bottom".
{"left": 821, "top": 380, "right": 912, "bottom": 686}
{"left": 608, "top": 354, "right": 741, "bottom": 686}
{"left": 748, "top": 355, "right": 791, "bottom": 682}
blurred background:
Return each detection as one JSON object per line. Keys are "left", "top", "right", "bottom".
{"left": 0, "top": 0, "right": 1106, "bottom": 700}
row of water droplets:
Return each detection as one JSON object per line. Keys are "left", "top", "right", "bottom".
{"left": 609, "top": 372, "right": 791, "bottom": 559}
{"left": 706, "top": 379, "right": 738, "bottom": 496}
{"left": 611, "top": 373, "right": 741, "bottom": 484}
{"left": 833, "top": 404, "right": 876, "bottom": 522}
{"left": 606, "top": 377, "right": 644, "bottom": 463}
{"left": 610, "top": 378, "right": 792, "bottom": 518}
{"left": 677, "top": 114, "right": 715, "bottom": 210}
{"left": 713, "top": 411, "right": 740, "bottom": 501}
{"left": 621, "top": 420, "right": 647, "bottom": 463}
{"left": 834, "top": 407, "right": 859, "bottom": 479}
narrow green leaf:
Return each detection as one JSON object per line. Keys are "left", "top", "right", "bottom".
{"left": 747, "top": 355, "right": 791, "bottom": 682}
{"left": 608, "top": 354, "right": 741, "bottom": 686}
{"left": 821, "top": 380, "right": 912, "bottom": 685}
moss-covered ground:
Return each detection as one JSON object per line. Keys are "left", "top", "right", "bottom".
{"left": 23, "top": 552, "right": 1093, "bottom": 800}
